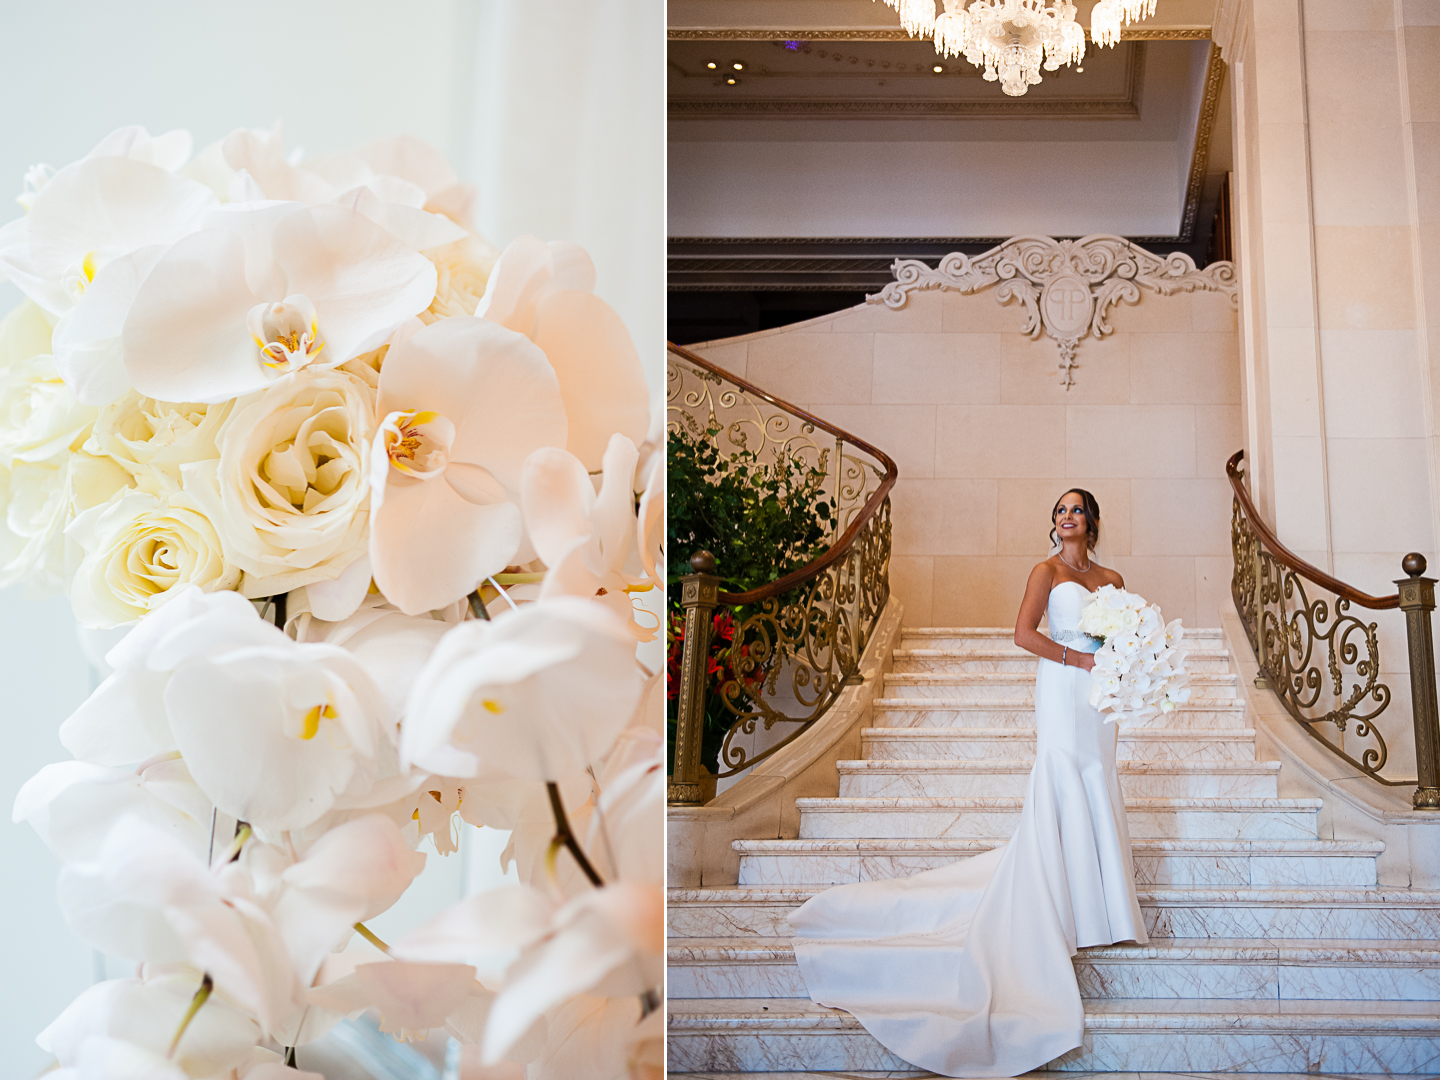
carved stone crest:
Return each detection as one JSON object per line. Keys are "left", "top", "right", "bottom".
{"left": 868, "top": 234, "right": 1239, "bottom": 388}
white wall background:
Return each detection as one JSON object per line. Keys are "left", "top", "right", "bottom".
{"left": 0, "top": 2, "right": 662, "bottom": 1074}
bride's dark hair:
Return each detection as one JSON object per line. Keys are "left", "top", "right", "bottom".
{"left": 1050, "top": 488, "right": 1101, "bottom": 552}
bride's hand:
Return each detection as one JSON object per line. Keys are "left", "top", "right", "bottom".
{"left": 1075, "top": 653, "right": 1096, "bottom": 672}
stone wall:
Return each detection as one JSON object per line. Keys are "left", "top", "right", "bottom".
{"left": 688, "top": 282, "right": 1243, "bottom": 632}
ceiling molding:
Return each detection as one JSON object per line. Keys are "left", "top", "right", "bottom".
{"left": 1177, "top": 42, "right": 1227, "bottom": 243}
{"left": 668, "top": 26, "right": 1212, "bottom": 41}
{"left": 669, "top": 38, "right": 1145, "bottom": 119}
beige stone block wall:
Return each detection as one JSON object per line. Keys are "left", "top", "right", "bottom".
{"left": 687, "top": 286, "right": 1243, "bottom": 630}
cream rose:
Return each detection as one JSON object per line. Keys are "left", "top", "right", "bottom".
{"left": 87, "top": 391, "right": 233, "bottom": 489}
{"left": 419, "top": 234, "right": 497, "bottom": 323}
{"left": 0, "top": 354, "right": 96, "bottom": 466}
{"left": 188, "top": 368, "right": 375, "bottom": 597}
{"left": 0, "top": 450, "right": 131, "bottom": 592}
{"left": 66, "top": 488, "right": 238, "bottom": 627}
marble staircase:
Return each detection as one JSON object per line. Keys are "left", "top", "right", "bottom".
{"left": 667, "top": 627, "right": 1440, "bottom": 1075}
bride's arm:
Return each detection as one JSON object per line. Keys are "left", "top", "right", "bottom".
{"left": 1014, "top": 562, "right": 1096, "bottom": 672}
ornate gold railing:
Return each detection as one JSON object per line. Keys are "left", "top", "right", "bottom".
{"left": 667, "top": 343, "right": 896, "bottom": 805}
{"left": 1228, "top": 450, "right": 1440, "bottom": 809}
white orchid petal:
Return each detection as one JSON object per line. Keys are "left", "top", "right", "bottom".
{"left": 532, "top": 290, "right": 650, "bottom": 471}
{"left": 520, "top": 447, "right": 595, "bottom": 569}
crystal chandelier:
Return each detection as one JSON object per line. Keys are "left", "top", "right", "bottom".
{"left": 877, "top": 0, "right": 1156, "bottom": 96}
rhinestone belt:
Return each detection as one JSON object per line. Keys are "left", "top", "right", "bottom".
{"left": 1051, "top": 629, "right": 1103, "bottom": 645}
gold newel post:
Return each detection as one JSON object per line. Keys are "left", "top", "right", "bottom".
{"left": 1396, "top": 552, "right": 1440, "bottom": 810}
{"left": 670, "top": 551, "right": 720, "bottom": 806}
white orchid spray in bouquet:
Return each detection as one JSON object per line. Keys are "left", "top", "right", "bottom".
{"left": 1077, "top": 584, "right": 1190, "bottom": 723}
{"left": 3, "top": 123, "right": 664, "bottom": 1079}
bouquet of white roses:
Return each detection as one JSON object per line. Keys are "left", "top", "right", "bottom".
{"left": 4, "top": 125, "right": 663, "bottom": 1079}
{"left": 1077, "top": 584, "right": 1190, "bottom": 724}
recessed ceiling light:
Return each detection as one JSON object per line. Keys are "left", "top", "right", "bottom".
{"left": 704, "top": 60, "right": 718, "bottom": 70}
{"left": 726, "top": 77, "right": 739, "bottom": 85}
{"left": 933, "top": 64, "right": 944, "bottom": 73}
{"left": 1076, "top": 65, "right": 1084, "bottom": 72}
{"left": 733, "top": 61, "right": 745, "bottom": 71}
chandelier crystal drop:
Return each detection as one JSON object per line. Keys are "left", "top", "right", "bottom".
{"left": 877, "top": 0, "right": 1155, "bottom": 96}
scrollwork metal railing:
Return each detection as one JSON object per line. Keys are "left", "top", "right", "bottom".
{"left": 1228, "top": 449, "right": 1440, "bottom": 809}
{"left": 667, "top": 343, "right": 897, "bottom": 806}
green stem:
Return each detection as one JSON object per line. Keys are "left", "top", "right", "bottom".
{"left": 220, "top": 824, "right": 251, "bottom": 864}
{"left": 167, "top": 973, "right": 213, "bottom": 1058}
{"left": 353, "top": 921, "right": 392, "bottom": 954}
{"left": 492, "top": 572, "right": 546, "bottom": 584}
{"left": 546, "top": 782, "right": 603, "bottom": 888}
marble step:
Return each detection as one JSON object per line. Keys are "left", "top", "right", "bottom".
{"left": 872, "top": 697, "right": 1248, "bottom": 731}
{"left": 882, "top": 671, "right": 1238, "bottom": 700}
{"left": 837, "top": 759, "right": 1280, "bottom": 799}
{"left": 667, "top": 937, "right": 1440, "bottom": 1002}
{"left": 734, "top": 837, "right": 1382, "bottom": 889}
{"left": 891, "top": 649, "right": 1232, "bottom": 674}
{"left": 900, "top": 627, "right": 1226, "bottom": 651}
{"left": 667, "top": 887, "right": 1440, "bottom": 941}
{"left": 861, "top": 726, "right": 1258, "bottom": 763}
{"left": 794, "top": 796, "right": 1322, "bottom": 841}
{"left": 666, "top": 997, "right": 1440, "bottom": 1074}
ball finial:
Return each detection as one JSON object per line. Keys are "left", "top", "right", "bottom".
{"left": 690, "top": 550, "right": 717, "bottom": 574}
{"left": 1403, "top": 552, "right": 1428, "bottom": 577}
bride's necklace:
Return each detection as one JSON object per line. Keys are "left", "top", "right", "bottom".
{"left": 1058, "top": 548, "right": 1091, "bottom": 574}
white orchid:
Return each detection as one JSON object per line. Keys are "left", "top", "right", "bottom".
{"left": 0, "top": 151, "right": 216, "bottom": 319}
{"left": 57, "top": 585, "right": 404, "bottom": 833}
{"left": 14, "top": 756, "right": 210, "bottom": 863}
{"left": 309, "top": 959, "right": 495, "bottom": 1043}
{"left": 477, "top": 237, "right": 649, "bottom": 471}
{"left": 368, "top": 316, "right": 567, "bottom": 615}
{"left": 522, "top": 433, "right": 655, "bottom": 639}
{"left": 401, "top": 598, "right": 644, "bottom": 781}
{"left": 38, "top": 970, "right": 261, "bottom": 1078}
{"left": 120, "top": 203, "right": 436, "bottom": 404}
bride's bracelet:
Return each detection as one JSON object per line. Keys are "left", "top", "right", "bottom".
{"left": 1062, "top": 646, "right": 1069, "bottom": 667}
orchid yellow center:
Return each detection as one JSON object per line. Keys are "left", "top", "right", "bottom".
{"left": 300, "top": 702, "right": 337, "bottom": 740}
{"left": 382, "top": 408, "right": 455, "bottom": 480}
{"left": 482, "top": 699, "right": 504, "bottom": 714}
{"left": 248, "top": 295, "right": 325, "bottom": 372}
{"left": 62, "top": 250, "right": 99, "bottom": 302}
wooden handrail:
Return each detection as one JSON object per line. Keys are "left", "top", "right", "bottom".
{"left": 1227, "top": 449, "right": 1399, "bottom": 610}
{"left": 668, "top": 341, "right": 899, "bottom": 606}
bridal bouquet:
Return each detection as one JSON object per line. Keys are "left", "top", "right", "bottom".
{"left": 3, "top": 125, "right": 663, "bottom": 1079}
{"left": 1077, "top": 585, "right": 1190, "bottom": 724}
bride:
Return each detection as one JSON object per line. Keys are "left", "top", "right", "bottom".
{"left": 788, "top": 488, "right": 1148, "bottom": 1077}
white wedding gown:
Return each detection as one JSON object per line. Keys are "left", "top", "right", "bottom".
{"left": 788, "top": 580, "right": 1148, "bottom": 1077}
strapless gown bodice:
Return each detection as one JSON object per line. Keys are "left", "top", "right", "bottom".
{"left": 788, "top": 579, "right": 1148, "bottom": 1077}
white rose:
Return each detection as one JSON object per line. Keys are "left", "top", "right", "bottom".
{"left": 0, "top": 354, "right": 96, "bottom": 466}
{"left": 188, "top": 368, "right": 375, "bottom": 597}
{"left": 0, "top": 450, "right": 130, "bottom": 591}
{"left": 87, "top": 392, "right": 234, "bottom": 489}
{"left": 66, "top": 488, "right": 239, "bottom": 628}
{"left": 0, "top": 299, "right": 55, "bottom": 371}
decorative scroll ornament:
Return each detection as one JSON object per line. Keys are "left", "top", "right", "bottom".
{"left": 868, "top": 234, "right": 1238, "bottom": 388}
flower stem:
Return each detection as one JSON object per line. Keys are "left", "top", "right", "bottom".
{"left": 219, "top": 824, "right": 251, "bottom": 864}
{"left": 353, "top": 921, "right": 392, "bottom": 954}
{"left": 492, "top": 572, "right": 545, "bottom": 584}
{"left": 546, "top": 782, "right": 603, "bottom": 888}
{"left": 467, "top": 588, "right": 490, "bottom": 621}
{"left": 166, "top": 972, "right": 213, "bottom": 1058}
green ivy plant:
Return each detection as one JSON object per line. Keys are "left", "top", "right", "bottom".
{"left": 666, "top": 425, "right": 837, "bottom": 777}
